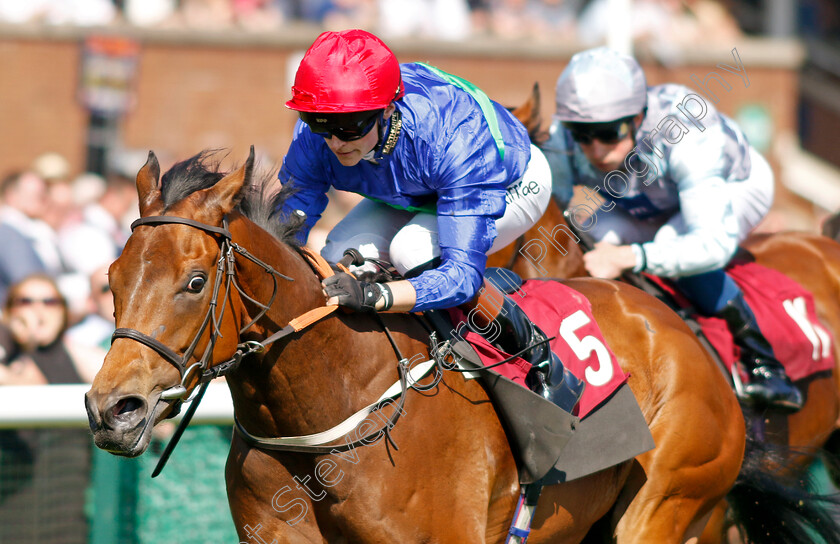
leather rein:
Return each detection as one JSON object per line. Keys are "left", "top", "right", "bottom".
{"left": 113, "top": 214, "right": 429, "bottom": 475}
{"left": 112, "top": 215, "right": 293, "bottom": 404}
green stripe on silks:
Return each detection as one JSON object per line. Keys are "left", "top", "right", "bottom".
{"left": 363, "top": 194, "right": 437, "bottom": 215}
{"left": 417, "top": 62, "right": 506, "bottom": 161}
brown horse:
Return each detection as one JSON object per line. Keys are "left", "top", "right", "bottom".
{"left": 86, "top": 149, "right": 840, "bottom": 543}
{"left": 493, "top": 85, "right": 840, "bottom": 542}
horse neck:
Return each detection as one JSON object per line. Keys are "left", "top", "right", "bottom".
{"left": 523, "top": 198, "right": 589, "bottom": 279}
{"left": 226, "top": 216, "right": 398, "bottom": 437}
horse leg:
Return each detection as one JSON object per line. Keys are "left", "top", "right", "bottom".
{"left": 527, "top": 462, "right": 636, "bottom": 544}
{"left": 226, "top": 435, "right": 327, "bottom": 543}
{"left": 611, "top": 404, "right": 743, "bottom": 544}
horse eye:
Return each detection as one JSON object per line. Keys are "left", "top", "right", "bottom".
{"left": 187, "top": 275, "right": 206, "bottom": 293}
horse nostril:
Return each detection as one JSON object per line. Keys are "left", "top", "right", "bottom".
{"left": 112, "top": 397, "right": 144, "bottom": 419}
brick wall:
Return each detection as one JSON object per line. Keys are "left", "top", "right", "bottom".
{"left": 0, "top": 26, "right": 811, "bottom": 226}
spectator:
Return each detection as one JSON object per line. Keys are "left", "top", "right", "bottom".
{"left": 322, "top": 0, "right": 377, "bottom": 31}
{"left": 0, "top": 171, "right": 64, "bottom": 276}
{"left": 577, "top": 0, "right": 742, "bottom": 61}
{"left": 66, "top": 264, "right": 115, "bottom": 352}
{"left": 32, "top": 152, "right": 79, "bottom": 233}
{"left": 466, "top": 0, "right": 492, "bottom": 34}
{"left": 123, "top": 0, "right": 177, "bottom": 26}
{"left": 377, "top": 0, "right": 471, "bottom": 40}
{"left": 181, "top": 0, "right": 235, "bottom": 28}
{"left": 0, "top": 273, "right": 98, "bottom": 544}
{"left": 0, "top": 171, "right": 54, "bottom": 304}
{"left": 0, "top": 0, "right": 115, "bottom": 25}
{"left": 233, "top": 0, "right": 285, "bottom": 30}
{"left": 0, "top": 274, "right": 103, "bottom": 385}
{"left": 58, "top": 173, "right": 137, "bottom": 278}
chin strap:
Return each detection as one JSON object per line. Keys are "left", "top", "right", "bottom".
{"left": 366, "top": 109, "right": 402, "bottom": 163}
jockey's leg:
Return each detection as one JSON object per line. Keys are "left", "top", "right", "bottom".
{"left": 581, "top": 201, "right": 663, "bottom": 246}
{"left": 390, "top": 144, "right": 552, "bottom": 274}
{"left": 459, "top": 269, "right": 585, "bottom": 414}
{"left": 321, "top": 198, "right": 414, "bottom": 276}
{"left": 487, "top": 144, "right": 552, "bottom": 252}
{"left": 676, "top": 270, "right": 803, "bottom": 412}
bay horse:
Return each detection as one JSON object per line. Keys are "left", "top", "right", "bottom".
{"left": 85, "top": 149, "right": 833, "bottom": 543}
{"left": 492, "top": 85, "right": 840, "bottom": 542}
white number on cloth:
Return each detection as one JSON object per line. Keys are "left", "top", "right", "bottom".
{"left": 559, "top": 310, "right": 613, "bottom": 387}
{"left": 782, "top": 296, "right": 832, "bottom": 361}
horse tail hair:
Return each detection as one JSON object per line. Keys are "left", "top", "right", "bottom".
{"left": 821, "top": 209, "right": 840, "bottom": 243}
{"left": 727, "top": 435, "right": 840, "bottom": 544}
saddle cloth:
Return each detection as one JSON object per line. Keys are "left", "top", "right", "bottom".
{"left": 447, "top": 279, "right": 628, "bottom": 418}
{"left": 650, "top": 261, "right": 835, "bottom": 382}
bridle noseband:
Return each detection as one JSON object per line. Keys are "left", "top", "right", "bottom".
{"left": 112, "top": 215, "right": 292, "bottom": 402}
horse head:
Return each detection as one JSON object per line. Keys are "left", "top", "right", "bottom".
{"left": 85, "top": 148, "right": 261, "bottom": 456}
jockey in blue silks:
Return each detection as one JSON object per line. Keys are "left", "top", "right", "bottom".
{"left": 278, "top": 29, "right": 585, "bottom": 414}
{"left": 543, "top": 46, "right": 801, "bottom": 411}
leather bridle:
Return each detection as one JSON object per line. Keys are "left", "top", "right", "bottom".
{"left": 111, "top": 215, "right": 293, "bottom": 403}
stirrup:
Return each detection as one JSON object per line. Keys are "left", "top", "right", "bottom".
{"left": 528, "top": 359, "right": 585, "bottom": 414}
{"left": 734, "top": 362, "right": 803, "bottom": 412}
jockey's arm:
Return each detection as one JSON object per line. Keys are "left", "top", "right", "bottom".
{"left": 644, "top": 174, "right": 739, "bottom": 278}
{"left": 584, "top": 173, "right": 740, "bottom": 279}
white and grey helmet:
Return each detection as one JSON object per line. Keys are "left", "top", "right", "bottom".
{"left": 555, "top": 47, "right": 648, "bottom": 123}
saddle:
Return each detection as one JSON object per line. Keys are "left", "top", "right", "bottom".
{"left": 335, "top": 251, "right": 654, "bottom": 485}
{"left": 635, "top": 261, "right": 834, "bottom": 389}
{"left": 428, "top": 278, "right": 654, "bottom": 485}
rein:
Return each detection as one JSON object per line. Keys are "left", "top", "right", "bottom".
{"left": 113, "top": 216, "right": 294, "bottom": 401}
{"left": 115, "top": 214, "right": 296, "bottom": 477}
{"left": 118, "top": 213, "right": 430, "bottom": 473}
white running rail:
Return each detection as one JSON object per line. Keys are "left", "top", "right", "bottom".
{"left": 0, "top": 383, "right": 234, "bottom": 428}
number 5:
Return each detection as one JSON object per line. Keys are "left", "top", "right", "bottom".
{"left": 559, "top": 310, "right": 613, "bottom": 386}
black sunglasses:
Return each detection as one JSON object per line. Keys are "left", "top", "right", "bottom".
{"left": 563, "top": 117, "right": 634, "bottom": 145}
{"left": 12, "top": 297, "right": 62, "bottom": 307}
{"left": 300, "top": 110, "right": 382, "bottom": 142}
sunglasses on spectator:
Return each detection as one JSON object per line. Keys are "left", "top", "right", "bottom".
{"left": 563, "top": 117, "right": 635, "bottom": 145}
{"left": 299, "top": 110, "right": 382, "bottom": 142}
{"left": 12, "top": 297, "right": 62, "bottom": 307}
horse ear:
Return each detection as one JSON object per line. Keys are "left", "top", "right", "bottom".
{"left": 511, "top": 83, "right": 547, "bottom": 144}
{"left": 199, "top": 145, "right": 255, "bottom": 216}
{"left": 136, "top": 151, "right": 162, "bottom": 217}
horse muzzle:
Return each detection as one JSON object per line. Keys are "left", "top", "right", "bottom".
{"left": 85, "top": 389, "right": 154, "bottom": 457}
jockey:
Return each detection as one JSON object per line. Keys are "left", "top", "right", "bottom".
{"left": 279, "top": 29, "right": 585, "bottom": 413}
{"left": 543, "top": 46, "right": 802, "bottom": 411}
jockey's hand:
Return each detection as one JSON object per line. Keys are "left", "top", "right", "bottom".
{"left": 322, "top": 273, "right": 391, "bottom": 312}
{"left": 583, "top": 242, "right": 638, "bottom": 279}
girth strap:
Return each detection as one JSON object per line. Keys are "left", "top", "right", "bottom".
{"left": 234, "top": 358, "right": 436, "bottom": 454}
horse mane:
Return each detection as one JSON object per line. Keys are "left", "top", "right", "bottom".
{"left": 159, "top": 149, "right": 304, "bottom": 247}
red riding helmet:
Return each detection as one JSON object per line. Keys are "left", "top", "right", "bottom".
{"left": 286, "top": 29, "right": 405, "bottom": 113}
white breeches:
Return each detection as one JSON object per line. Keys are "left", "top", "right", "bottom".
{"left": 321, "top": 145, "right": 552, "bottom": 275}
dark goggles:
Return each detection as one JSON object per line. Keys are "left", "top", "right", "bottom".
{"left": 299, "top": 109, "right": 382, "bottom": 141}
{"left": 563, "top": 116, "right": 635, "bottom": 145}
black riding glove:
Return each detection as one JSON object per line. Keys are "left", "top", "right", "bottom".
{"left": 322, "top": 273, "right": 393, "bottom": 313}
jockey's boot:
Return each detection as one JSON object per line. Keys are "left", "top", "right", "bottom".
{"left": 462, "top": 278, "right": 585, "bottom": 414}
{"left": 717, "top": 291, "right": 803, "bottom": 412}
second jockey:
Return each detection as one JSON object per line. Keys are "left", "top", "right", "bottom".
{"left": 543, "top": 46, "right": 802, "bottom": 412}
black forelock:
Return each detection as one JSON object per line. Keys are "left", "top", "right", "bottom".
{"left": 157, "top": 149, "right": 305, "bottom": 247}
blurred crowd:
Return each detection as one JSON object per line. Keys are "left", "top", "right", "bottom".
{"left": 0, "top": 151, "right": 140, "bottom": 386}
{"left": 0, "top": 146, "right": 364, "bottom": 387}
{"left": 0, "top": 0, "right": 745, "bottom": 45}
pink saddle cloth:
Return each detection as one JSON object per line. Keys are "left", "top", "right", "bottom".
{"left": 447, "top": 279, "right": 628, "bottom": 418}
{"left": 649, "top": 261, "right": 835, "bottom": 382}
